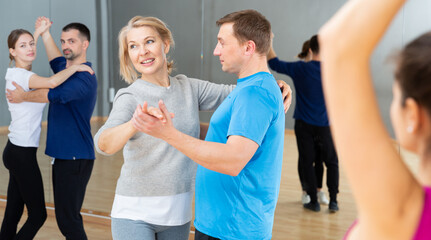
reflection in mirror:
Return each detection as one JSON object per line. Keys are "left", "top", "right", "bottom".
{"left": 0, "top": 0, "right": 429, "bottom": 239}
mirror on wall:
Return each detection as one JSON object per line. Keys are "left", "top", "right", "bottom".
{"left": 1, "top": 0, "right": 430, "bottom": 216}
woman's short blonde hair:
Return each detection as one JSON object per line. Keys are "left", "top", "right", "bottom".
{"left": 118, "top": 16, "right": 175, "bottom": 84}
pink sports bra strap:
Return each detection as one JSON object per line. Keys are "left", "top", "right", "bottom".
{"left": 343, "top": 219, "right": 358, "bottom": 240}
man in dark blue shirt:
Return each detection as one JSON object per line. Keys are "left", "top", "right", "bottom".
{"left": 7, "top": 17, "right": 97, "bottom": 239}
{"left": 268, "top": 35, "right": 339, "bottom": 213}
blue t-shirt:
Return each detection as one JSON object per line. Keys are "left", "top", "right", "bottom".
{"left": 268, "top": 57, "right": 329, "bottom": 126}
{"left": 45, "top": 57, "right": 97, "bottom": 160}
{"left": 194, "top": 72, "right": 285, "bottom": 240}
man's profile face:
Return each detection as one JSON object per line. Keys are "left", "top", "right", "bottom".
{"left": 213, "top": 23, "right": 245, "bottom": 75}
{"left": 60, "top": 29, "right": 86, "bottom": 61}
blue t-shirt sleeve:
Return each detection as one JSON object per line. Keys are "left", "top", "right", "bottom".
{"left": 227, "top": 86, "right": 278, "bottom": 146}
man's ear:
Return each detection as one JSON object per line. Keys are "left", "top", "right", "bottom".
{"left": 82, "top": 40, "right": 89, "bottom": 51}
{"left": 244, "top": 40, "right": 256, "bottom": 56}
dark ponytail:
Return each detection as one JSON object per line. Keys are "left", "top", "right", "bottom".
{"left": 309, "top": 35, "right": 319, "bottom": 55}
{"left": 297, "top": 40, "right": 310, "bottom": 59}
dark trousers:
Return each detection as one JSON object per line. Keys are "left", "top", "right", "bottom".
{"left": 295, "top": 120, "right": 339, "bottom": 203}
{"left": 315, "top": 155, "right": 324, "bottom": 189}
{"left": 195, "top": 229, "right": 220, "bottom": 240}
{"left": 298, "top": 150, "right": 324, "bottom": 190}
{"left": 52, "top": 158, "right": 94, "bottom": 240}
{"left": 0, "top": 140, "right": 47, "bottom": 240}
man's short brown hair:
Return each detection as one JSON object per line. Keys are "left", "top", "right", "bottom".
{"left": 216, "top": 9, "right": 271, "bottom": 55}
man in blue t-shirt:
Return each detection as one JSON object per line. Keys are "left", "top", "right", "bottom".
{"left": 132, "top": 10, "right": 285, "bottom": 240}
{"left": 268, "top": 35, "right": 339, "bottom": 213}
{"left": 6, "top": 17, "right": 97, "bottom": 240}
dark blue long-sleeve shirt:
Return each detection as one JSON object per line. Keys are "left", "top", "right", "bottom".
{"left": 268, "top": 57, "right": 329, "bottom": 127}
{"left": 45, "top": 57, "right": 97, "bottom": 160}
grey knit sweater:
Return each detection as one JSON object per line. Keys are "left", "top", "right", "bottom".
{"left": 94, "top": 74, "right": 234, "bottom": 197}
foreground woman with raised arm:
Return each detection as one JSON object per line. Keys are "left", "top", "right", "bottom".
{"left": 319, "top": 0, "right": 430, "bottom": 239}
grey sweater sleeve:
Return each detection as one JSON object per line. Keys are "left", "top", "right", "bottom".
{"left": 94, "top": 88, "right": 138, "bottom": 156}
{"left": 187, "top": 77, "right": 235, "bottom": 111}
{"left": 94, "top": 77, "right": 202, "bottom": 196}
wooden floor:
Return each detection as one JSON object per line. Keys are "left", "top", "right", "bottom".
{"left": 0, "top": 119, "right": 420, "bottom": 239}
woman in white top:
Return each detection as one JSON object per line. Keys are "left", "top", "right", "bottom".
{"left": 0, "top": 24, "right": 93, "bottom": 239}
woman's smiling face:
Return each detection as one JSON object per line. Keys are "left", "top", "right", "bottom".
{"left": 126, "top": 26, "right": 170, "bottom": 78}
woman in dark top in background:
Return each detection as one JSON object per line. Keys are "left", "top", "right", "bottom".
{"left": 268, "top": 35, "right": 339, "bottom": 212}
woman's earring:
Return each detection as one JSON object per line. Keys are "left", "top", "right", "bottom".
{"left": 407, "top": 126, "right": 413, "bottom": 133}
